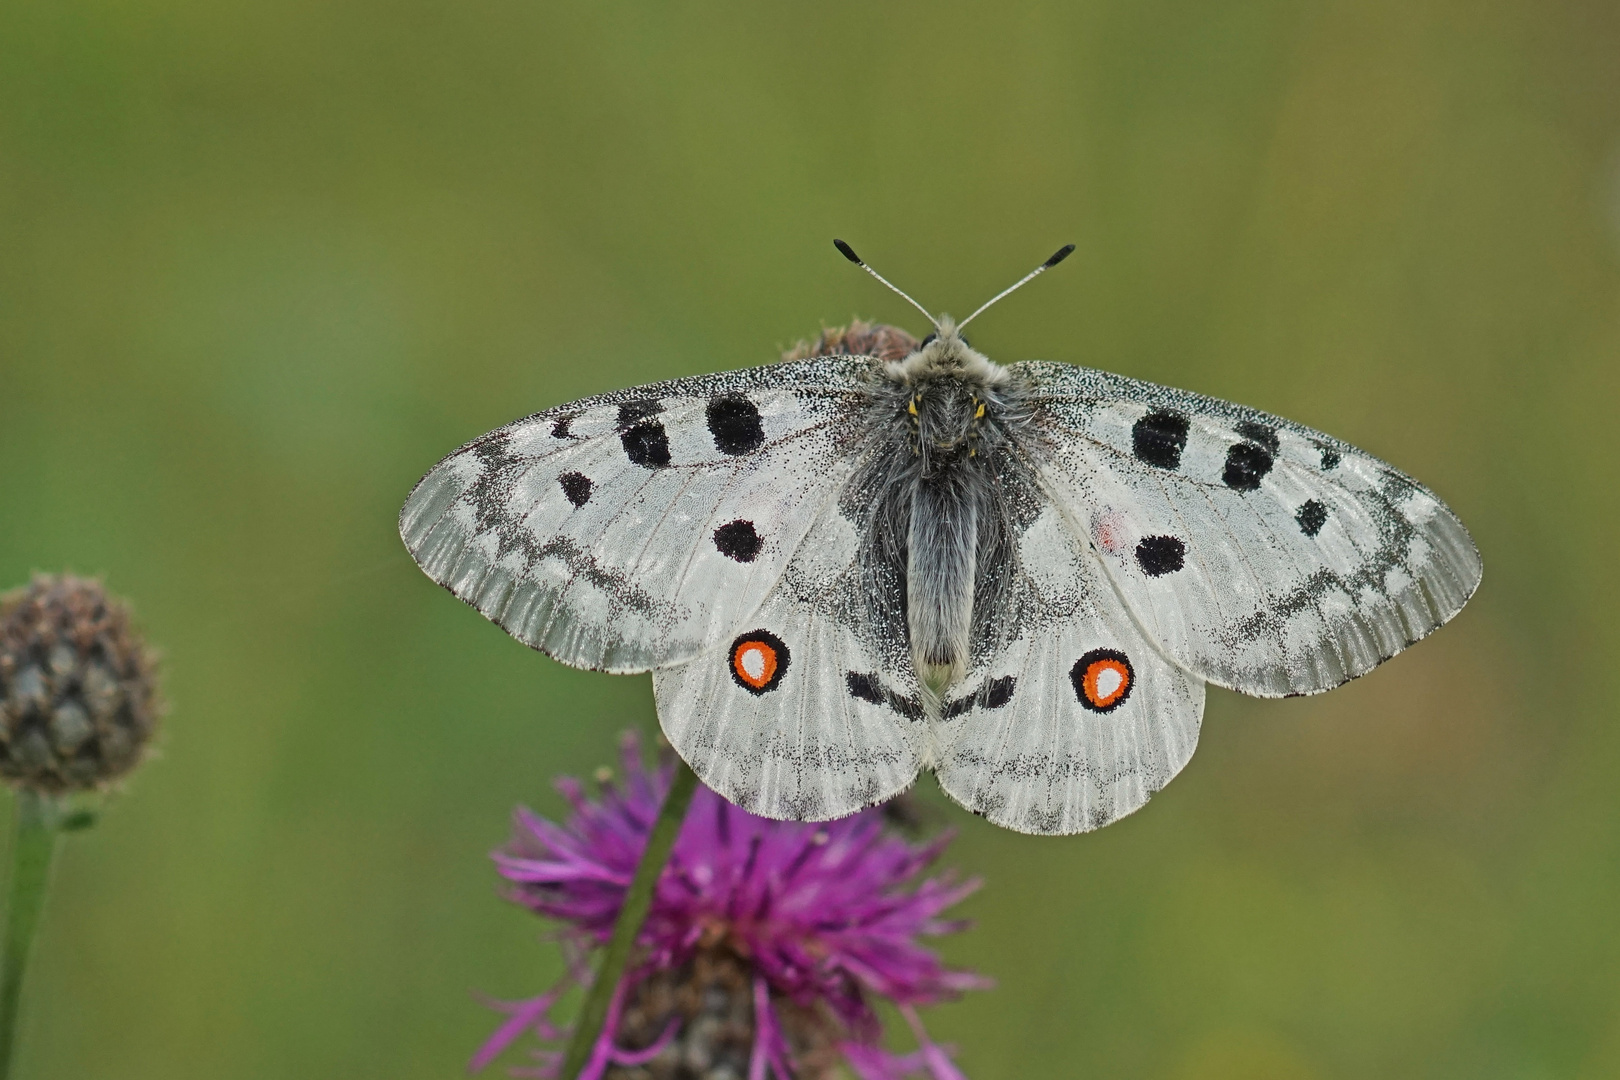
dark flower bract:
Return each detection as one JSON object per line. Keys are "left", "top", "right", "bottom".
{"left": 474, "top": 733, "right": 986, "bottom": 1080}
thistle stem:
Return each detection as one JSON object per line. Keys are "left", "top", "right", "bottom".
{"left": 559, "top": 756, "right": 699, "bottom": 1079}
{"left": 0, "top": 792, "right": 58, "bottom": 1080}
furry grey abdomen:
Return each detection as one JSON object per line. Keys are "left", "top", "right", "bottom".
{"left": 907, "top": 468, "right": 979, "bottom": 695}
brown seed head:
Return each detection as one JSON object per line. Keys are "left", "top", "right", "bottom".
{"left": 0, "top": 574, "right": 162, "bottom": 794}
{"left": 607, "top": 947, "right": 845, "bottom": 1080}
{"left": 783, "top": 320, "right": 919, "bottom": 364}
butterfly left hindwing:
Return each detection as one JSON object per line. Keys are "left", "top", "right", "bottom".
{"left": 652, "top": 489, "right": 923, "bottom": 822}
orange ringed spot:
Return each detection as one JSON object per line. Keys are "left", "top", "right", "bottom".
{"left": 735, "top": 644, "right": 774, "bottom": 686}
{"left": 729, "top": 630, "right": 789, "bottom": 695}
{"left": 1071, "top": 648, "right": 1134, "bottom": 713}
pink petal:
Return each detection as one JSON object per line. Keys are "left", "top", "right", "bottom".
{"left": 748, "top": 976, "right": 774, "bottom": 1080}
{"left": 900, "top": 1005, "right": 968, "bottom": 1080}
{"left": 468, "top": 986, "right": 566, "bottom": 1073}
{"left": 606, "top": 1017, "right": 681, "bottom": 1066}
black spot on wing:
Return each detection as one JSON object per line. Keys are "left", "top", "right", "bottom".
{"left": 713, "top": 519, "right": 763, "bottom": 562}
{"left": 1135, "top": 535, "right": 1185, "bottom": 576}
{"left": 559, "top": 471, "right": 592, "bottom": 507}
{"left": 890, "top": 695, "right": 924, "bottom": 721}
{"left": 943, "top": 676, "right": 1017, "bottom": 719}
{"left": 614, "top": 399, "right": 671, "bottom": 467}
{"left": 551, "top": 414, "right": 576, "bottom": 439}
{"left": 1297, "top": 499, "right": 1328, "bottom": 537}
{"left": 846, "top": 672, "right": 885, "bottom": 705}
{"left": 982, "top": 676, "right": 1015, "bottom": 708}
{"left": 707, "top": 395, "right": 765, "bottom": 455}
{"left": 1312, "top": 440, "right": 1341, "bottom": 470}
{"left": 621, "top": 421, "right": 670, "bottom": 468}
{"left": 1235, "top": 421, "right": 1279, "bottom": 454}
{"left": 846, "top": 671, "right": 924, "bottom": 721}
{"left": 1132, "top": 410, "right": 1189, "bottom": 470}
{"left": 1223, "top": 441, "right": 1273, "bottom": 491}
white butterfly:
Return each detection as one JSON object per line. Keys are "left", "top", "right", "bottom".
{"left": 400, "top": 243, "right": 1481, "bottom": 835}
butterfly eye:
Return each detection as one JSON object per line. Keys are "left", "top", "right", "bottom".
{"left": 919, "top": 333, "right": 938, "bottom": 349}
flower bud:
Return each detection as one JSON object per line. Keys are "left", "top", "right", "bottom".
{"left": 0, "top": 575, "right": 161, "bottom": 793}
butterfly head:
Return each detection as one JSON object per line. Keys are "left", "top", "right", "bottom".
{"left": 889, "top": 318, "right": 1008, "bottom": 467}
{"left": 890, "top": 315, "right": 1005, "bottom": 385}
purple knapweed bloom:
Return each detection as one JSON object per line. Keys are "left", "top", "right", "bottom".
{"left": 472, "top": 733, "right": 988, "bottom": 1080}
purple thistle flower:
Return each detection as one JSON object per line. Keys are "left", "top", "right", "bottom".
{"left": 473, "top": 733, "right": 989, "bottom": 1080}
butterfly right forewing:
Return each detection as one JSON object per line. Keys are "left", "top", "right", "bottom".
{"left": 1013, "top": 361, "right": 1481, "bottom": 697}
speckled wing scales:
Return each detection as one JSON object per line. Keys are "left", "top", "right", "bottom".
{"left": 653, "top": 493, "right": 923, "bottom": 822}
{"left": 933, "top": 501, "right": 1204, "bottom": 836}
{"left": 1012, "top": 361, "right": 1482, "bottom": 697}
{"left": 399, "top": 358, "right": 875, "bottom": 673}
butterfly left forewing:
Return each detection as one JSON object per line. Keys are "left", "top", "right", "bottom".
{"left": 401, "top": 360, "right": 874, "bottom": 672}
{"left": 933, "top": 497, "right": 1205, "bottom": 835}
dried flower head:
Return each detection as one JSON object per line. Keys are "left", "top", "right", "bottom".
{"left": 783, "top": 321, "right": 920, "bottom": 364}
{"left": 0, "top": 575, "right": 161, "bottom": 794}
{"left": 474, "top": 734, "right": 986, "bottom": 1080}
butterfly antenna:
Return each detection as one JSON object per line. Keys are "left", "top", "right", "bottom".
{"left": 833, "top": 239, "right": 938, "bottom": 327}
{"left": 956, "top": 244, "right": 1076, "bottom": 331}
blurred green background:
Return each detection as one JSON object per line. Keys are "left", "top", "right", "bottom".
{"left": 2, "top": 0, "right": 1618, "bottom": 1077}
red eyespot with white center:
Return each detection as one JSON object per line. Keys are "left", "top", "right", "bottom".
{"left": 1071, "top": 648, "right": 1134, "bottom": 713}
{"left": 729, "top": 630, "right": 789, "bottom": 695}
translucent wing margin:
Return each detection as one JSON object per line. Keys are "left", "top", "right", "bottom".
{"left": 1012, "top": 361, "right": 1482, "bottom": 697}
{"left": 400, "top": 358, "right": 877, "bottom": 672}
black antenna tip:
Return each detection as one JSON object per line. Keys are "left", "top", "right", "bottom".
{"left": 833, "top": 238, "right": 863, "bottom": 265}
{"left": 1044, "top": 243, "right": 1077, "bottom": 269}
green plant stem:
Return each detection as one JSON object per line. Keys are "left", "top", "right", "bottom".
{"left": 0, "top": 791, "right": 58, "bottom": 1080}
{"left": 559, "top": 757, "right": 699, "bottom": 1080}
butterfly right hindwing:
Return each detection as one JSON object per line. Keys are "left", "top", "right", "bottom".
{"left": 933, "top": 500, "right": 1205, "bottom": 835}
